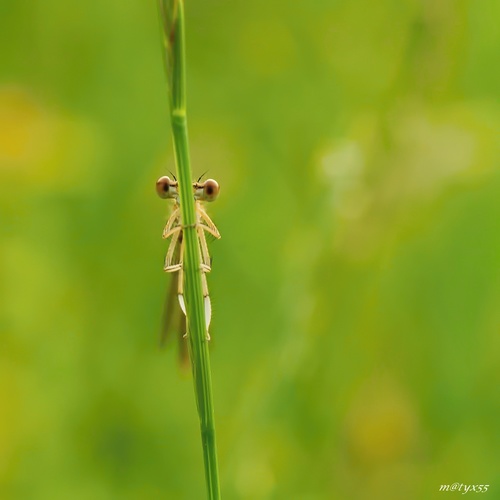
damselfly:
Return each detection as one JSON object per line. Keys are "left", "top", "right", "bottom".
{"left": 156, "top": 175, "right": 221, "bottom": 354}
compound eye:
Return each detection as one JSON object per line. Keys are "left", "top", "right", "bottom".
{"left": 203, "top": 179, "right": 219, "bottom": 202}
{"left": 156, "top": 176, "right": 176, "bottom": 199}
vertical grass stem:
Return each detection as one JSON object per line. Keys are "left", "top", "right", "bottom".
{"left": 158, "top": 1, "right": 221, "bottom": 498}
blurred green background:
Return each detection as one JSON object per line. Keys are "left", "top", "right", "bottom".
{"left": 1, "top": 1, "right": 499, "bottom": 499}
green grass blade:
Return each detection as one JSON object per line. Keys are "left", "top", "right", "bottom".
{"left": 157, "top": 1, "right": 221, "bottom": 498}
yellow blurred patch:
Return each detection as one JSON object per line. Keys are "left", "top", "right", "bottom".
{"left": 344, "top": 375, "right": 419, "bottom": 464}
{"left": 0, "top": 85, "right": 102, "bottom": 192}
{"left": 0, "top": 86, "right": 54, "bottom": 166}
